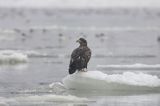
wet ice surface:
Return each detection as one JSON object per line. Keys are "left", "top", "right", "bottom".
{"left": 0, "top": 8, "right": 160, "bottom": 106}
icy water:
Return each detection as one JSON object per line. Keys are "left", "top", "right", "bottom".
{"left": 0, "top": 8, "right": 160, "bottom": 106}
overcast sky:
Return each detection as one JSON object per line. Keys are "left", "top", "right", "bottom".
{"left": 0, "top": 0, "right": 160, "bottom": 8}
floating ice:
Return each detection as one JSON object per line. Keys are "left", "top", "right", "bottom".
{"left": 0, "top": 29, "right": 15, "bottom": 34}
{"left": 49, "top": 82, "right": 66, "bottom": 93}
{"left": 16, "top": 94, "right": 88, "bottom": 102}
{"left": 24, "top": 50, "right": 62, "bottom": 58}
{"left": 0, "top": 97, "right": 16, "bottom": 106}
{"left": 63, "top": 71, "right": 160, "bottom": 90}
{"left": 0, "top": 50, "right": 28, "bottom": 64}
{"left": 49, "top": 82, "right": 65, "bottom": 89}
{"left": 97, "top": 63, "right": 160, "bottom": 70}
{"left": 0, "top": 95, "right": 87, "bottom": 106}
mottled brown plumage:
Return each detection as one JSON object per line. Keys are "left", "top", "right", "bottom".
{"left": 69, "top": 38, "right": 91, "bottom": 74}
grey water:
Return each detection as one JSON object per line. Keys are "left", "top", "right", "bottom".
{"left": 0, "top": 8, "right": 160, "bottom": 106}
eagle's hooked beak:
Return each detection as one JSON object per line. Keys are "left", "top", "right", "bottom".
{"left": 76, "top": 39, "right": 80, "bottom": 43}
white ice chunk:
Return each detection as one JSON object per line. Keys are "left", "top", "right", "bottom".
{"left": 16, "top": 95, "right": 88, "bottom": 102}
{"left": 63, "top": 71, "right": 160, "bottom": 90}
{"left": 0, "top": 50, "right": 28, "bottom": 64}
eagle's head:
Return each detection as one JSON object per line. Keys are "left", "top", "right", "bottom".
{"left": 76, "top": 38, "right": 87, "bottom": 46}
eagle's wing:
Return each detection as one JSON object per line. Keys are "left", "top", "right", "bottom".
{"left": 69, "top": 47, "right": 82, "bottom": 74}
{"left": 85, "top": 48, "right": 91, "bottom": 63}
{"left": 70, "top": 48, "right": 82, "bottom": 66}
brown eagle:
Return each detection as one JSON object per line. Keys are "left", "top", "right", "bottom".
{"left": 69, "top": 38, "right": 91, "bottom": 74}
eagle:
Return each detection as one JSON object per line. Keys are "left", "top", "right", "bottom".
{"left": 69, "top": 38, "right": 91, "bottom": 74}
